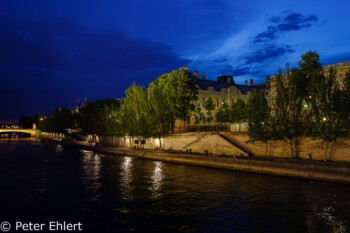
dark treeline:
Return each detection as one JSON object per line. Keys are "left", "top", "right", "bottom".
{"left": 19, "top": 115, "right": 40, "bottom": 128}
{"left": 21, "top": 51, "right": 350, "bottom": 158}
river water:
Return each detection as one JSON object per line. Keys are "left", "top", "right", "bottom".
{"left": 0, "top": 139, "right": 349, "bottom": 232}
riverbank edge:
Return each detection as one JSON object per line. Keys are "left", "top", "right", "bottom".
{"left": 39, "top": 136, "right": 350, "bottom": 185}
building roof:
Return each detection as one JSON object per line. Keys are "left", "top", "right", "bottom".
{"left": 194, "top": 79, "right": 267, "bottom": 94}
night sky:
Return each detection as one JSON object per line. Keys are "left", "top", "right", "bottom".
{"left": 1, "top": 0, "right": 350, "bottom": 122}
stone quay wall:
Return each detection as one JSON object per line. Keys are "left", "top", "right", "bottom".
{"left": 117, "top": 132, "right": 350, "bottom": 162}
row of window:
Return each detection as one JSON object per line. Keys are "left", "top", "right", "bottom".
{"left": 194, "top": 97, "right": 235, "bottom": 108}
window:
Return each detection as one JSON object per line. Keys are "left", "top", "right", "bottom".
{"left": 217, "top": 98, "right": 219, "bottom": 107}
{"left": 202, "top": 97, "right": 205, "bottom": 106}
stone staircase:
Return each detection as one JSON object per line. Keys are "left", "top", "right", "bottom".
{"left": 218, "top": 133, "right": 254, "bottom": 156}
{"left": 183, "top": 134, "right": 208, "bottom": 149}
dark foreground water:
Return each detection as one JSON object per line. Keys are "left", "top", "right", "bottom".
{"left": 0, "top": 139, "right": 350, "bottom": 233}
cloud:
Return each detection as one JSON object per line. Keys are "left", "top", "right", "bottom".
{"left": 77, "top": 32, "right": 189, "bottom": 73}
{"left": 277, "top": 13, "right": 318, "bottom": 31}
{"left": 198, "top": 11, "right": 320, "bottom": 82}
{"left": 245, "top": 44, "right": 295, "bottom": 64}
{"left": 221, "top": 65, "right": 259, "bottom": 76}
{"left": 254, "top": 26, "right": 278, "bottom": 43}
{"left": 0, "top": 15, "right": 188, "bottom": 76}
{"left": 254, "top": 11, "right": 318, "bottom": 43}
{"left": 214, "top": 58, "right": 227, "bottom": 63}
{"left": 248, "top": 11, "right": 317, "bottom": 65}
{"left": 268, "top": 16, "right": 281, "bottom": 24}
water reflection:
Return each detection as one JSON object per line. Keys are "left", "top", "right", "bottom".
{"left": 319, "top": 206, "right": 347, "bottom": 233}
{"left": 120, "top": 156, "right": 133, "bottom": 199}
{"left": 150, "top": 161, "right": 164, "bottom": 197}
{"left": 81, "top": 150, "right": 102, "bottom": 194}
{"left": 55, "top": 144, "right": 63, "bottom": 152}
{"left": 313, "top": 194, "right": 348, "bottom": 233}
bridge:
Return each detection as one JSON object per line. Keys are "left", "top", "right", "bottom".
{"left": 0, "top": 128, "right": 39, "bottom": 137}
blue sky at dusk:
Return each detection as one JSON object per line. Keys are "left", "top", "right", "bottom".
{"left": 1, "top": 0, "right": 350, "bottom": 121}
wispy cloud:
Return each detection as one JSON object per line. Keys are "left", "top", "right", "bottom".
{"left": 254, "top": 11, "right": 318, "bottom": 43}
{"left": 220, "top": 65, "right": 259, "bottom": 76}
{"left": 277, "top": 12, "right": 318, "bottom": 31}
{"left": 214, "top": 58, "right": 227, "bottom": 63}
{"left": 190, "top": 10, "right": 322, "bottom": 83}
{"left": 245, "top": 43, "right": 295, "bottom": 63}
{"left": 245, "top": 11, "right": 319, "bottom": 65}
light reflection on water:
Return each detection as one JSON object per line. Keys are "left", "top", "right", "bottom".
{"left": 120, "top": 156, "right": 133, "bottom": 199}
{"left": 0, "top": 140, "right": 350, "bottom": 233}
{"left": 319, "top": 206, "right": 347, "bottom": 233}
{"left": 150, "top": 161, "right": 164, "bottom": 197}
{"left": 55, "top": 144, "right": 63, "bottom": 152}
{"left": 81, "top": 150, "right": 102, "bottom": 195}
{"left": 312, "top": 194, "right": 349, "bottom": 233}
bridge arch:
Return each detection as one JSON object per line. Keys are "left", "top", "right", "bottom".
{"left": 0, "top": 129, "right": 39, "bottom": 137}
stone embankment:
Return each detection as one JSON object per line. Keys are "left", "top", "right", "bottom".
{"left": 39, "top": 135, "right": 350, "bottom": 185}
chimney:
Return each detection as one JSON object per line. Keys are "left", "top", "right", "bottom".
{"left": 202, "top": 73, "right": 206, "bottom": 80}
{"left": 193, "top": 71, "right": 199, "bottom": 79}
{"left": 85, "top": 96, "right": 88, "bottom": 104}
{"left": 250, "top": 79, "right": 254, "bottom": 86}
{"left": 183, "top": 66, "right": 189, "bottom": 71}
{"left": 227, "top": 77, "right": 231, "bottom": 83}
{"left": 245, "top": 80, "right": 248, "bottom": 86}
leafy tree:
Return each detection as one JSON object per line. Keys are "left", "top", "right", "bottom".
{"left": 77, "top": 99, "right": 123, "bottom": 137}
{"left": 203, "top": 97, "right": 215, "bottom": 123}
{"left": 215, "top": 103, "right": 230, "bottom": 123}
{"left": 148, "top": 86, "right": 172, "bottom": 149}
{"left": 149, "top": 68, "right": 198, "bottom": 130}
{"left": 122, "top": 83, "right": 152, "bottom": 144}
{"left": 50, "top": 107, "right": 74, "bottom": 133}
{"left": 37, "top": 108, "right": 73, "bottom": 134}
{"left": 193, "top": 105, "right": 204, "bottom": 124}
{"left": 271, "top": 66, "right": 307, "bottom": 158}
{"left": 246, "top": 90, "right": 270, "bottom": 145}
{"left": 77, "top": 102, "right": 97, "bottom": 135}
{"left": 101, "top": 99, "right": 124, "bottom": 137}
{"left": 308, "top": 67, "right": 342, "bottom": 161}
{"left": 37, "top": 114, "right": 49, "bottom": 131}
{"left": 230, "top": 98, "right": 246, "bottom": 123}
{"left": 299, "top": 51, "right": 323, "bottom": 79}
